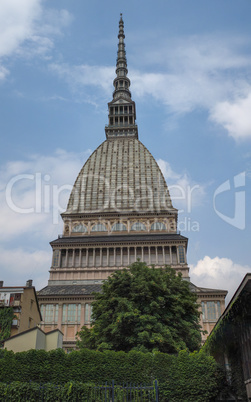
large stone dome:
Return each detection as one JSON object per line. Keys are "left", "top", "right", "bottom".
{"left": 66, "top": 138, "right": 173, "bottom": 214}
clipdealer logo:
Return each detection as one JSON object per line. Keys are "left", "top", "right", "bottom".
{"left": 213, "top": 172, "right": 246, "bottom": 230}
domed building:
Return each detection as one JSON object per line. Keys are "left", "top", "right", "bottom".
{"left": 38, "top": 16, "right": 227, "bottom": 351}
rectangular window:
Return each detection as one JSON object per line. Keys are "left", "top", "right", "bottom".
{"left": 90, "top": 305, "right": 93, "bottom": 322}
{"left": 46, "top": 305, "right": 54, "bottom": 323}
{"left": 42, "top": 304, "right": 56, "bottom": 323}
{"left": 201, "top": 302, "right": 206, "bottom": 320}
{"left": 217, "top": 301, "right": 221, "bottom": 318}
{"left": 53, "top": 250, "right": 60, "bottom": 267}
{"left": 55, "top": 304, "right": 58, "bottom": 322}
{"left": 85, "top": 304, "right": 89, "bottom": 324}
{"left": 77, "top": 304, "right": 81, "bottom": 323}
{"left": 62, "top": 304, "right": 67, "bottom": 323}
{"left": 207, "top": 302, "right": 216, "bottom": 320}
{"left": 178, "top": 246, "right": 185, "bottom": 264}
{"left": 67, "top": 304, "right": 76, "bottom": 323}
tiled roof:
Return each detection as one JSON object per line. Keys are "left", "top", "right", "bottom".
{"left": 198, "top": 286, "right": 228, "bottom": 293}
{"left": 51, "top": 233, "right": 188, "bottom": 246}
{"left": 65, "top": 138, "right": 174, "bottom": 214}
{"left": 189, "top": 282, "right": 227, "bottom": 294}
{"left": 38, "top": 284, "right": 102, "bottom": 296}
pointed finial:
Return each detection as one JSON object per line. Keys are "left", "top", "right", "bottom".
{"left": 113, "top": 15, "right": 130, "bottom": 99}
{"left": 105, "top": 15, "right": 138, "bottom": 139}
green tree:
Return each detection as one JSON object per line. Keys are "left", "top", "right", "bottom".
{"left": 0, "top": 307, "right": 15, "bottom": 342}
{"left": 77, "top": 262, "right": 202, "bottom": 353}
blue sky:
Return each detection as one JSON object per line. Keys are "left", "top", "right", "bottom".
{"left": 0, "top": 0, "right": 251, "bottom": 302}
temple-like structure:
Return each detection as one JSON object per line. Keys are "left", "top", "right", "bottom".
{"left": 38, "top": 15, "right": 227, "bottom": 351}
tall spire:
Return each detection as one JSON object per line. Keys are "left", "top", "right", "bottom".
{"left": 105, "top": 14, "right": 138, "bottom": 140}
{"left": 113, "top": 14, "right": 131, "bottom": 100}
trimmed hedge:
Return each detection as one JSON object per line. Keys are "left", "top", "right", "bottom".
{"left": 0, "top": 381, "right": 99, "bottom": 401}
{"left": 0, "top": 381, "right": 156, "bottom": 402}
{"left": 0, "top": 348, "right": 222, "bottom": 401}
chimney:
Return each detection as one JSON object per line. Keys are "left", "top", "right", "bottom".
{"left": 0, "top": 281, "right": 3, "bottom": 288}
{"left": 26, "top": 279, "right": 33, "bottom": 287}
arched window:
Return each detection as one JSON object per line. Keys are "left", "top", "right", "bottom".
{"left": 131, "top": 222, "right": 146, "bottom": 231}
{"left": 151, "top": 222, "right": 166, "bottom": 231}
{"left": 91, "top": 223, "right": 107, "bottom": 232}
{"left": 72, "top": 224, "right": 87, "bottom": 233}
{"left": 111, "top": 223, "right": 127, "bottom": 232}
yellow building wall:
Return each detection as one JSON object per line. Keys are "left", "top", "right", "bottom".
{"left": 45, "top": 331, "right": 63, "bottom": 351}
{"left": 5, "top": 328, "right": 62, "bottom": 352}
{"left": 17, "top": 288, "right": 41, "bottom": 333}
{"left": 5, "top": 330, "right": 38, "bottom": 353}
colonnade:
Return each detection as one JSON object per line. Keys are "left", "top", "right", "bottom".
{"left": 53, "top": 245, "right": 186, "bottom": 268}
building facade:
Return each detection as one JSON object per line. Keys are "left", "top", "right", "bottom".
{"left": 38, "top": 15, "right": 227, "bottom": 350}
{"left": 208, "top": 273, "right": 251, "bottom": 400}
{"left": 0, "top": 280, "right": 42, "bottom": 338}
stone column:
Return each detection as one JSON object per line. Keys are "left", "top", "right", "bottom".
{"left": 155, "top": 247, "right": 158, "bottom": 265}
{"left": 100, "top": 248, "right": 103, "bottom": 267}
{"left": 93, "top": 248, "right": 96, "bottom": 267}
{"left": 141, "top": 247, "right": 144, "bottom": 262}
{"left": 169, "top": 246, "right": 172, "bottom": 264}
{"left": 80, "top": 303, "right": 85, "bottom": 327}
{"left": 162, "top": 246, "right": 165, "bottom": 265}
{"left": 148, "top": 247, "right": 151, "bottom": 264}
{"left": 57, "top": 303, "right": 63, "bottom": 331}
{"left": 113, "top": 248, "right": 116, "bottom": 266}
{"left": 128, "top": 248, "right": 130, "bottom": 265}
{"left": 79, "top": 249, "right": 82, "bottom": 267}
{"left": 86, "top": 249, "right": 89, "bottom": 267}
{"left": 107, "top": 248, "right": 109, "bottom": 267}
{"left": 72, "top": 249, "right": 75, "bottom": 267}
{"left": 65, "top": 304, "right": 68, "bottom": 324}
{"left": 120, "top": 247, "right": 123, "bottom": 266}
{"left": 66, "top": 249, "right": 69, "bottom": 267}
{"left": 85, "top": 303, "right": 89, "bottom": 324}
{"left": 58, "top": 250, "right": 62, "bottom": 267}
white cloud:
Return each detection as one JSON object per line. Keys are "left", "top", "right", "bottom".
{"left": 0, "top": 65, "right": 9, "bottom": 80}
{"left": 190, "top": 255, "right": 251, "bottom": 303}
{"left": 210, "top": 93, "right": 251, "bottom": 140}
{"left": 157, "top": 159, "right": 206, "bottom": 211}
{"left": 129, "top": 35, "right": 251, "bottom": 115}
{"left": 0, "top": 148, "right": 91, "bottom": 241}
{"left": 48, "top": 33, "right": 251, "bottom": 141}
{"left": 0, "top": 0, "right": 72, "bottom": 80}
{"left": 49, "top": 63, "right": 114, "bottom": 95}
{"left": 0, "top": 0, "right": 41, "bottom": 58}
{"left": 130, "top": 35, "right": 251, "bottom": 140}
{"left": 0, "top": 247, "right": 50, "bottom": 289}
{"left": 0, "top": 148, "right": 92, "bottom": 289}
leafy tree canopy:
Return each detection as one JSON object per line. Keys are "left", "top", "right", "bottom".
{"left": 77, "top": 262, "right": 202, "bottom": 353}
